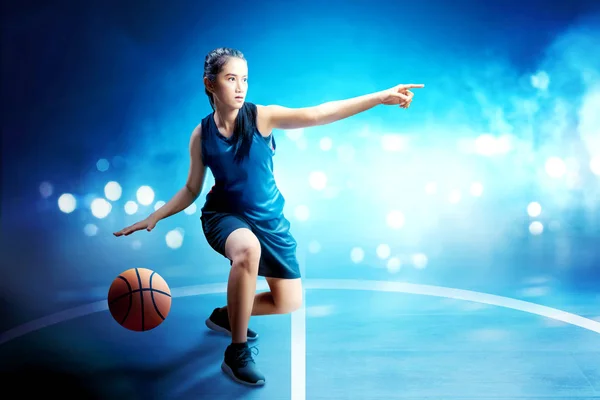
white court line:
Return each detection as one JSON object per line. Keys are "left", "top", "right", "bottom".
{"left": 2, "top": 278, "right": 600, "bottom": 400}
{"left": 0, "top": 300, "right": 108, "bottom": 345}
{"left": 291, "top": 250, "right": 307, "bottom": 400}
{"left": 291, "top": 298, "right": 306, "bottom": 400}
{"left": 3, "top": 279, "right": 599, "bottom": 343}
{"left": 305, "top": 279, "right": 600, "bottom": 334}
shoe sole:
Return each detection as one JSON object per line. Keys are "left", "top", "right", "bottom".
{"left": 205, "top": 318, "right": 259, "bottom": 341}
{"left": 221, "top": 361, "right": 265, "bottom": 386}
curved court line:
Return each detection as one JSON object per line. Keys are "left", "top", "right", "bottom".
{"left": 306, "top": 279, "right": 600, "bottom": 334}
{"left": 1, "top": 279, "right": 599, "bottom": 346}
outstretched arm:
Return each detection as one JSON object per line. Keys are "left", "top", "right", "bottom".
{"left": 259, "top": 83, "right": 424, "bottom": 131}
{"left": 114, "top": 124, "right": 206, "bottom": 236}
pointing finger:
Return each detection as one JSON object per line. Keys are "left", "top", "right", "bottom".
{"left": 402, "top": 84, "right": 424, "bottom": 89}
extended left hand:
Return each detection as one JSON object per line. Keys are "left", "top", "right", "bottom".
{"left": 379, "top": 83, "right": 424, "bottom": 108}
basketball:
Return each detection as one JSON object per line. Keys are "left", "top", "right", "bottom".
{"left": 107, "top": 268, "right": 172, "bottom": 331}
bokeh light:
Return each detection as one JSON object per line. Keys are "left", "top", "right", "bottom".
{"left": 136, "top": 186, "right": 155, "bottom": 206}
{"left": 58, "top": 193, "right": 76, "bottom": 214}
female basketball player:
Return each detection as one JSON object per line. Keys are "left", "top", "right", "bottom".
{"left": 114, "top": 47, "right": 423, "bottom": 386}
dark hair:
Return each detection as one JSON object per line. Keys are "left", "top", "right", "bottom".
{"left": 204, "top": 47, "right": 256, "bottom": 163}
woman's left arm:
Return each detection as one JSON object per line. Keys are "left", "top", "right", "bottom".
{"left": 259, "top": 83, "right": 424, "bottom": 131}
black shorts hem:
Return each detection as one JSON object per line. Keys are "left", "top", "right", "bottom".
{"left": 201, "top": 211, "right": 302, "bottom": 279}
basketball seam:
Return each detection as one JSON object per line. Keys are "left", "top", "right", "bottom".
{"left": 108, "top": 288, "right": 171, "bottom": 305}
{"left": 116, "top": 276, "right": 133, "bottom": 326}
{"left": 149, "top": 272, "right": 166, "bottom": 321}
{"left": 135, "top": 268, "right": 145, "bottom": 331}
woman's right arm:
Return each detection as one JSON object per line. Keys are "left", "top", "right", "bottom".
{"left": 150, "top": 123, "right": 207, "bottom": 223}
{"left": 113, "top": 124, "right": 206, "bottom": 236}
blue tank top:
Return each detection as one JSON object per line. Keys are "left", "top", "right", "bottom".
{"left": 200, "top": 106, "right": 286, "bottom": 221}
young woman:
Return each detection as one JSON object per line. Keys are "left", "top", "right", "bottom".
{"left": 114, "top": 47, "right": 423, "bottom": 386}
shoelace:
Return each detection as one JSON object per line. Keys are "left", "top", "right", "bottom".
{"left": 235, "top": 346, "right": 260, "bottom": 367}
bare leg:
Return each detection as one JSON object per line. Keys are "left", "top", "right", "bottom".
{"left": 224, "top": 228, "right": 261, "bottom": 343}
{"left": 220, "top": 277, "right": 303, "bottom": 317}
{"left": 219, "top": 292, "right": 276, "bottom": 316}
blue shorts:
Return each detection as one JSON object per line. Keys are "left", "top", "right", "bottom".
{"left": 201, "top": 211, "right": 301, "bottom": 279}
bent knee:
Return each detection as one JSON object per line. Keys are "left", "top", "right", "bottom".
{"left": 233, "top": 245, "right": 261, "bottom": 270}
{"left": 226, "top": 229, "right": 261, "bottom": 271}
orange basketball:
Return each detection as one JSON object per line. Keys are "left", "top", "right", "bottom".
{"left": 107, "top": 268, "right": 172, "bottom": 331}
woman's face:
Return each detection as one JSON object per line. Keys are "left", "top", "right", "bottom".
{"left": 210, "top": 57, "right": 248, "bottom": 109}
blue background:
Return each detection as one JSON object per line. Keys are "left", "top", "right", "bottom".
{"left": 2, "top": 0, "right": 600, "bottom": 398}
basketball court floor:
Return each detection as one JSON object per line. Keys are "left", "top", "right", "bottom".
{"left": 1, "top": 277, "right": 600, "bottom": 399}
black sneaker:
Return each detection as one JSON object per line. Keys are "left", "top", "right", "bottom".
{"left": 221, "top": 343, "right": 265, "bottom": 386}
{"left": 205, "top": 307, "right": 259, "bottom": 341}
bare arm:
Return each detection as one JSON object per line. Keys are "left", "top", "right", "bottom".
{"left": 312, "top": 92, "right": 383, "bottom": 126}
{"left": 114, "top": 124, "right": 207, "bottom": 236}
{"left": 259, "top": 83, "right": 423, "bottom": 131}
{"left": 258, "top": 92, "right": 381, "bottom": 131}
{"left": 150, "top": 124, "right": 206, "bottom": 223}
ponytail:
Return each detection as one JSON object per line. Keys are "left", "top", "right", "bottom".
{"left": 232, "top": 102, "right": 257, "bottom": 164}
